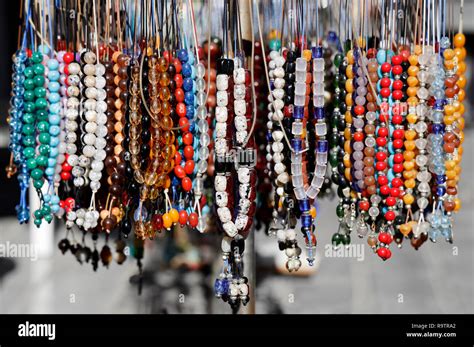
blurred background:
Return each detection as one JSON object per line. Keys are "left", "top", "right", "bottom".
{"left": 0, "top": 1, "right": 472, "bottom": 314}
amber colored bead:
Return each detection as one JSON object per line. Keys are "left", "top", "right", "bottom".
{"left": 345, "top": 79, "right": 354, "bottom": 92}
{"left": 443, "top": 49, "right": 455, "bottom": 60}
{"left": 403, "top": 151, "right": 415, "bottom": 161}
{"left": 408, "top": 54, "right": 418, "bottom": 65}
{"left": 347, "top": 50, "right": 355, "bottom": 64}
{"left": 404, "top": 178, "right": 416, "bottom": 189}
{"left": 407, "top": 114, "right": 418, "bottom": 125}
{"left": 344, "top": 141, "right": 352, "bottom": 154}
{"left": 444, "top": 59, "right": 455, "bottom": 70}
{"left": 343, "top": 154, "right": 351, "bottom": 168}
{"left": 458, "top": 61, "right": 466, "bottom": 74}
{"left": 407, "top": 76, "right": 418, "bottom": 87}
{"left": 408, "top": 66, "right": 419, "bottom": 76}
{"left": 454, "top": 198, "right": 461, "bottom": 212}
{"left": 399, "top": 223, "right": 412, "bottom": 236}
{"left": 407, "top": 86, "right": 418, "bottom": 97}
{"left": 403, "top": 161, "right": 415, "bottom": 171}
{"left": 404, "top": 140, "right": 415, "bottom": 151}
{"left": 345, "top": 112, "right": 352, "bottom": 123}
{"left": 403, "top": 193, "right": 414, "bottom": 205}
{"left": 114, "top": 145, "right": 123, "bottom": 156}
{"left": 405, "top": 130, "right": 416, "bottom": 140}
{"left": 161, "top": 100, "right": 171, "bottom": 117}
{"left": 457, "top": 75, "right": 467, "bottom": 89}
{"left": 444, "top": 115, "right": 455, "bottom": 125}
{"left": 160, "top": 72, "right": 170, "bottom": 87}
{"left": 403, "top": 170, "right": 416, "bottom": 179}
{"left": 458, "top": 89, "right": 466, "bottom": 102}
{"left": 344, "top": 168, "right": 351, "bottom": 181}
{"left": 345, "top": 93, "right": 353, "bottom": 106}
{"left": 446, "top": 170, "right": 456, "bottom": 180}
{"left": 444, "top": 104, "right": 455, "bottom": 115}
{"left": 454, "top": 33, "right": 466, "bottom": 48}
{"left": 407, "top": 97, "right": 418, "bottom": 106}
{"left": 344, "top": 128, "right": 351, "bottom": 140}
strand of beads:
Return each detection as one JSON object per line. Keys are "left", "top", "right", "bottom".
{"left": 228, "top": 60, "right": 255, "bottom": 305}
{"left": 128, "top": 59, "right": 144, "bottom": 237}
{"left": 309, "top": 46, "right": 327, "bottom": 200}
{"left": 64, "top": 53, "right": 81, "bottom": 187}
{"left": 186, "top": 49, "right": 201, "bottom": 230}
{"left": 266, "top": 46, "right": 284, "bottom": 226}
{"left": 330, "top": 51, "right": 351, "bottom": 246}
{"left": 214, "top": 57, "right": 237, "bottom": 301}
{"left": 351, "top": 47, "right": 366, "bottom": 197}
{"left": 57, "top": 51, "right": 71, "bottom": 193}
{"left": 111, "top": 51, "right": 129, "bottom": 229}
{"left": 291, "top": 52, "right": 315, "bottom": 266}
{"left": 132, "top": 53, "right": 154, "bottom": 238}
{"left": 448, "top": 32, "right": 467, "bottom": 216}
{"left": 372, "top": 49, "right": 392, "bottom": 260}
{"left": 409, "top": 46, "right": 431, "bottom": 247}
{"left": 157, "top": 55, "right": 177, "bottom": 231}
{"left": 175, "top": 49, "right": 195, "bottom": 197}
{"left": 233, "top": 64, "right": 256, "bottom": 238}
{"left": 55, "top": 50, "right": 68, "bottom": 207}
{"left": 267, "top": 45, "right": 298, "bottom": 267}
{"left": 358, "top": 51, "right": 378, "bottom": 238}
{"left": 8, "top": 49, "right": 29, "bottom": 223}
{"left": 350, "top": 45, "right": 367, "bottom": 240}
{"left": 426, "top": 43, "right": 447, "bottom": 243}
{"left": 43, "top": 51, "right": 62, "bottom": 220}
{"left": 436, "top": 40, "right": 459, "bottom": 241}
{"left": 71, "top": 51, "right": 96, "bottom": 190}
{"left": 27, "top": 50, "right": 52, "bottom": 227}
{"left": 386, "top": 53, "right": 405, "bottom": 241}
{"left": 100, "top": 53, "right": 122, "bottom": 233}
{"left": 337, "top": 46, "right": 355, "bottom": 245}
{"left": 85, "top": 53, "right": 107, "bottom": 230}
{"left": 303, "top": 45, "right": 328, "bottom": 259}
{"left": 399, "top": 50, "right": 420, "bottom": 242}
{"left": 193, "top": 59, "right": 210, "bottom": 232}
